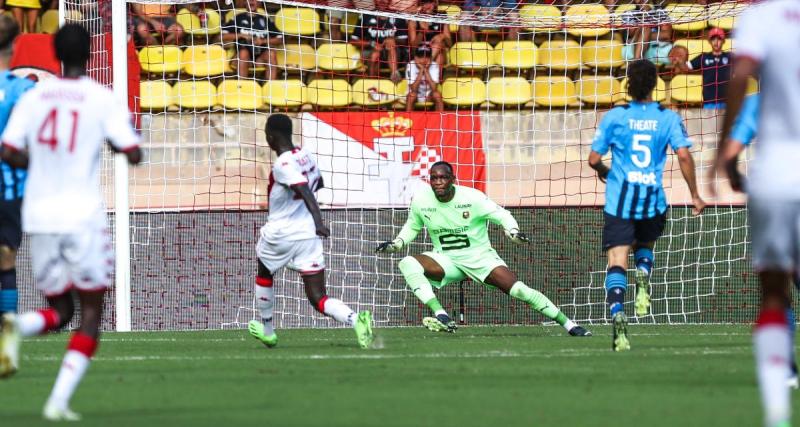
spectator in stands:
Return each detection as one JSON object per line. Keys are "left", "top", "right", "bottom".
{"left": 407, "top": 0, "right": 451, "bottom": 67}
{"left": 5, "top": 0, "right": 41, "bottom": 33}
{"left": 406, "top": 45, "right": 443, "bottom": 112}
{"left": 327, "top": 0, "right": 374, "bottom": 41}
{"left": 620, "top": 0, "right": 673, "bottom": 66}
{"left": 672, "top": 27, "right": 731, "bottom": 109}
{"left": 132, "top": 3, "right": 185, "bottom": 46}
{"left": 221, "top": 0, "right": 282, "bottom": 80}
{"left": 350, "top": 14, "right": 407, "bottom": 83}
{"left": 385, "top": 0, "right": 417, "bottom": 13}
{"left": 459, "top": 0, "right": 520, "bottom": 42}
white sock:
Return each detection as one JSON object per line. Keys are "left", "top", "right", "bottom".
{"left": 754, "top": 311, "right": 792, "bottom": 427}
{"left": 434, "top": 309, "right": 448, "bottom": 317}
{"left": 46, "top": 350, "right": 90, "bottom": 410}
{"left": 18, "top": 309, "right": 59, "bottom": 337}
{"left": 320, "top": 297, "right": 357, "bottom": 327}
{"left": 564, "top": 319, "right": 577, "bottom": 332}
{"left": 254, "top": 283, "right": 275, "bottom": 336}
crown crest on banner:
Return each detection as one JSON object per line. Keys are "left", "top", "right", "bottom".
{"left": 371, "top": 112, "right": 413, "bottom": 137}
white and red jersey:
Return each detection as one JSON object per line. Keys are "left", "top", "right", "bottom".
{"left": 735, "top": 0, "right": 800, "bottom": 199}
{"left": 261, "top": 147, "right": 322, "bottom": 242}
{"left": 1, "top": 76, "right": 139, "bottom": 233}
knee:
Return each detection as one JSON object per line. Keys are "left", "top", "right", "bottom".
{"left": 238, "top": 49, "right": 251, "bottom": 61}
{"left": 0, "top": 245, "right": 16, "bottom": 270}
{"left": 398, "top": 256, "right": 423, "bottom": 275}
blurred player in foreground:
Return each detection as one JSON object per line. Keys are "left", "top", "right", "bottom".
{"left": 0, "top": 24, "right": 142, "bottom": 420}
{"left": 588, "top": 59, "right": 705, "bottom": 352}
{"left": 376, "top": 161, "right": 591, "bottom": 336}
{"left": 248, "top": 114, "right": 374, "bottom": 349}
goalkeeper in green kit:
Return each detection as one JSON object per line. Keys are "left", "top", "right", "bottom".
{"left": 376, "top": 162, "right": 591, "bottom": 336}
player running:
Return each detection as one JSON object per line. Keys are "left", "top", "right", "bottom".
{"left": 376, "top": 161, "right": 591, "bottom": 336}
{"left": 0, "top": 24, "right": 142, "bottom": 420}
{"left": 247, "top": 114, "right": 374, "bottom": 349}
{"left": 716, "top": 2, "right": 800, "bottom": 422}
{"left": 588, "top": 59, "right": 705, "bottom": 352}
{"left": 0, "top": 16, "right": 34, "bottom": 318}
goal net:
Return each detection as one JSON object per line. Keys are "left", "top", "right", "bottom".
{"left": 21, "top": 0, "right": 762, "bottom": 330}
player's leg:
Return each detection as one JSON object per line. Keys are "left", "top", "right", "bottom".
{"left": 236, "top": 47, "right": 252, "bottom": 79}
{"left": 631, "top": 212, "right": 666, "bottom": 317}
{"left": 0, "top": 199, "right": 23, "bottom": 316}
{"left": 786, "top": 304, "right": 798, "bottom": 389}
{"left": 248, "top": 258, "right": 278, "bottom": 347}
{"left": 602, "top": 213, "right": 635, "bottom": 351}
{"left": 398, "top": 253, "right": 460, "bottom": 332}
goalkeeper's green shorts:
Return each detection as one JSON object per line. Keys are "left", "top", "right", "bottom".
{"left": 423, "top": 248, "right": 507, "bottom": 288}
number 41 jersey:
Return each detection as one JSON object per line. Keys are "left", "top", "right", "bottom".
{"left": 591, "top": 101, "right": 691, "bottom": 220}
{"left": 262, "top": 147, "right": 321, "bottom": 242}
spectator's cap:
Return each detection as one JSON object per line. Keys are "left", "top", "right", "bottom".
{"left": 415, "top": 45, "right": 433, "bottom": 58}
{"left": 708, "top": 27, "right": 726, "bottom": 41}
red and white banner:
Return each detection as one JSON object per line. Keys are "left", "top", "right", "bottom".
{"left": 301, "top": 112, "right": 486, "bottom": 207}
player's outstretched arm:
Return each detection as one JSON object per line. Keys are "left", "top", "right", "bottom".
{"left": 376, "top": 203, "right": 423, "bottom": 253}
{"left": 291, "top": 183, "right": 330, "bottom": 238}
{"left": 587, "top": 150, "right": 610, "bottom": 183}
{"left": 675, "top": 147, "right": 706, "bottom": 215}
{"left": 481, "top": 197, "right": 528, "bottom": 245}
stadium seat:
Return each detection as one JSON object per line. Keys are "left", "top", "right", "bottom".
{"left": 139, "top": 80, "right": 174, "bottom": 110}
{"left": 581, "top": 40, "right": 624, "bottom": 69}
{"left": 396, "top": 80, "right": 436, "bottom": 107}
{"left": 538, "top": 40, "right": 583, "bottom": 71}
{"left": 619, "top": 76, "right": 667, "bottom": 103}
{"left": 492, "top": 41, "right": 537, "bottom": 69}
{"left": 40, "top": 9, "right": 59, "bottom": 34}
{"left": 173, "top": 80, "right": 218, "bottom": 109}
{"left": 723, "top": 38, "right": 734, "bottom": 53}
{"left": 139, "top": 46, "right": 183, "bottom": 74}
{"left": 519, "top": 5, "right": 561, "bottom": 33}
{"left": 612, "top": 3, "right": 636, "bottom": 18}
{"left": 176, "top": 8, "right": 222, "bottom": 36}
{"left": 449, "top": 42, "right": 493, "bottom": 70}
{"left": 182, "top": 45, "right": 228, "bottom": 77}
{"left": 437, "top": 4, "right": 461, "bottom": 32}
{"left": 564, "top": 4, "right": 610, "bottom": 37}
{"left": 532, "top": 76, "right": 579, "bottom": 107}
{"left": 217, "top": 80, "right": 264, "bottom": 110}
{"left": 316, "top": 43, "right": 362, "bottom": 72}
{"left": 669, "top": 74, "right": 704, "bottom": 104}
{"left": 577, "top": 76, "right": 623, "bottom": 105}
{"left": 665, "top": 4, "right": 707, "bottom": 32}
{"left": 274, "top": 7, "right": 321, "bottom": 36}
{"left": 486, "top": 77, "right": 532, "bottom": 106}
{"left": 708, "top": 1, "right": 744, "bottom": 31}
{"left": 441, "top": 77, "right": 486, "bottom": 106}
{"left": 307, "top": 79, "right": 351, "bottom": 107}
{"left": 351, "top": 79, "right": 398, "bottom": 106}
{"left": 747, "top": 77, "right": 759, "bottom": 96}
{"left": 673, "top": 39, "right": 712, "bottom": 60}
{"left": 263, "top": 80, "right": 307, "bottom": 108}
{"left": 276, "top": 44, "right": 317, "bottom": 71}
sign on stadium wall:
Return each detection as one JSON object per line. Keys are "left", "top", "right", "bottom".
{"left": 301, "top": 112, "right": 486, "bottom": 207}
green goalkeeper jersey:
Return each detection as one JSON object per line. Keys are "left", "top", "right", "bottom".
{"left": 395, "top": 185, "right": 519, "bottom": 255}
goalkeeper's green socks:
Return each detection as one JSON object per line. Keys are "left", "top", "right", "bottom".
{"left": 509, "top": 282, "right": 576, "bottom": 331}
{"left": 398, "top": 256, "right": 447, "bottom": 316}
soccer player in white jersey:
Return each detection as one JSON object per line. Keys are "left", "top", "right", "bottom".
{"left": 0, "top": 24, "right": 142, "bottom": 421}
{"left": 376, "top": 162, "right": 591, "bottom": 336}
{"left": 716, "top": 2, "right": 800, "bottom": 426}
{"left": 247, "top": 114, "right": 374, "bottom": 349}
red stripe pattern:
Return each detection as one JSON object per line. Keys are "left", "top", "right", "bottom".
{"left": 317, "top": 295, "right": 329, "bottom": 313}
{"left": 255, "top": 276, "right": 273, "bottom": 287}
{"left": 38, "top": 308, "right": 60, "bottom": 331}
{"left": 756, "top": 309, "right": 788, "bottom": 328}
{"left": 67, "top": 332, "right": 98, "bottom": 358}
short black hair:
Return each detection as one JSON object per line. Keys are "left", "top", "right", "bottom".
{"left": 266, "top": 114, "right": 293, "bottom": 137}
{"left": 54, "top": 24, "right": 90, "bottom": 67}
{"left": 626, "top": 59, "right": 658, "bottom": 102}
{"left": 0, "top": 15, "right": 19, "bottom": 54}
{"left": 430, "top": 161, "right": 454, "bottom": 175}
{"left": 415, "top": 46, "right": 432, "bottom": 58}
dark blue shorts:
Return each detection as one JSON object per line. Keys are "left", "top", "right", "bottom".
{"left": 0, "top": 199, "right": 21, "bottom": 249}
{"left": 602, "top": 211, "right": 666, "bottom": 251}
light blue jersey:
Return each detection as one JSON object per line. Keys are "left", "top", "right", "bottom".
{"left": 0, "top": 71, "right": 34, "bottom": 201}
{"left": 731, "top": 94, "right": 759, "bottom": 146}
{"left": 592, "top": 102, "right": 692, "bottom": 219}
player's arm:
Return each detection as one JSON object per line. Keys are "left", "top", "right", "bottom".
{"left": 588, "top": 115, "right": 613, "bottom": 182}
{"left": 669, "top": 115, "right": 705, "bottom": 215}
{"left": 587, "top": 151, "right": 609, "bottom": 183}
{"left": 0, "top": 144, "right": 27, "bottom": 168}
{"left": 107, "top": 141, "right": 142, "bottom": 165}
{"left": 0, "top": 93, "right": 32, "bottom": 168}
{"left": 376, "top": 201, "right": 422, "bottom": 253}
{"left": 104, "top": 95, "right": 142, "bottom": 166}
{"left": 291, "top": 183, "right": 330, "bottom": 238}
{"left": 479, "top": 195, "right": 528, "bottom": 245}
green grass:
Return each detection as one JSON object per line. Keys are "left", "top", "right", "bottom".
{"left": 1, "top": 325, "right": 790, "bottom": 427}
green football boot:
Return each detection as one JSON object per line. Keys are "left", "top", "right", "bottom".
{"left": 354, "top": 311, "right": 374, "bottom": 349}
{"left": 634, "top": 268, "right": 651, "bottom": 317}
{"left": 612, "top": 312, "right": 630, "bottom": 352}
{"left": 248, "top": 320, "right": 278, "bottom": 348}
{"left": 422, "top": 314, "right": 457, "bottom": 333}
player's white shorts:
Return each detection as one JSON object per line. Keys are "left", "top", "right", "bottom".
{"left": 748, "top": 196, "right": 800, "bottom": 272}
{"left": 30, "top": 225, "right": 113, "bottom": 297}
{"left": 256, "top": 235, "right": 325, "bottom": 276}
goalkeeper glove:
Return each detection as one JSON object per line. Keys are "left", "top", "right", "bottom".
{"left": 504, "top": 228, "right": 529, "bottom": 245}
{"left": 376, "top": 238, "right": 404, "bottom": 253}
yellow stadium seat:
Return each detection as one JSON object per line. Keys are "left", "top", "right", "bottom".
{"left": 582, "top": 40, "right": 624, "bottom": 69}
{"left": 40, "top": 9, "right": 59, "bottom": 34}
{"left": 492, "top": 41, "right": 537, "bottom": 69}
{"left": 139, "top": 46, "right": 183, "bottom": 74}
{"left": 179, "top": 8, "right": 221, "bottom": 36}
{"left": 441, "top": 77, "right": 486, "bottom": 106}
{"left": 139, "top": 81, "right": 174, "bottom": 110}
{"left": 577, "top": 76, "right": 623, "bottom": 105}
{"left": 564, "top": 4, "right": 610, "bottom": 37}
{"left": 665, "top": 4, "right": 707, "bottom": 32}
{"left": 438, "top": 5, "right": 461, "bottom": 32}
{"left": 449, "top": 42, "right": 493, "bottom": 70}
{"left": 619, "top": 76, "right": 667, "bottom": 103}
{"left": 323, "top": 10, "right": 360, "bottom": 35}
{"left": 277, "top": 44, "right": 317, "bottom": 71}
{"left": 532, "top": 76, "right": 579, "bottom": 107}
{"left": 487, "top": 77, "right": 532, "bottom": 106}
{"left": 723, "top": 38, "right": 734, "bottom": 53}
{"left": 351, "top": 79, "right": 398, "bottom": 106}
{"left": 519, "top": 5, "right": 561, "bottom": 33}
{"left": 708, "top": 1, "right": 744, "bottom": 31}
{"left": 613, "top": 4, "right": 636, "bottom": 16}
{"left": 173, "top": 80, "right": 218, "bottom": 109}
{"left": 263, "top": 80, "right": 307, "bottom": 107}
{"left": 218, "top": 80, "right": 264, "bottom": 110}
{"left": 673, "top": 39, "right": 712, "bottom": 59}
{"left": 747, "top": 77, "right": 759, "bottom": 95}
{"left": 396, "top": 80, "right": 436, "bottom": 107}
{"left": 307, "top": 79, "right": 351, "bottom": 107}
{"left": 316, "top": 43, "right": 362, "bottom": 72}
{"left": 182, "top": 45, "right": 228, "bottom": 77}
{"left": 538, "top": 40, "right": 583, "bottom": 71}
{"left": 669, "top": 74, "right": 704, "bottom": 104}
{"left": 224, "top": 8, "right": 267, "bottom": 24}
{"left": 275, "top": 7, "right": 321, "bottom": 36}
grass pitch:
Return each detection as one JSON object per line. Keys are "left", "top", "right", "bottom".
{"left": 1, "top": 325, "right": 789, "bottom": 426}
